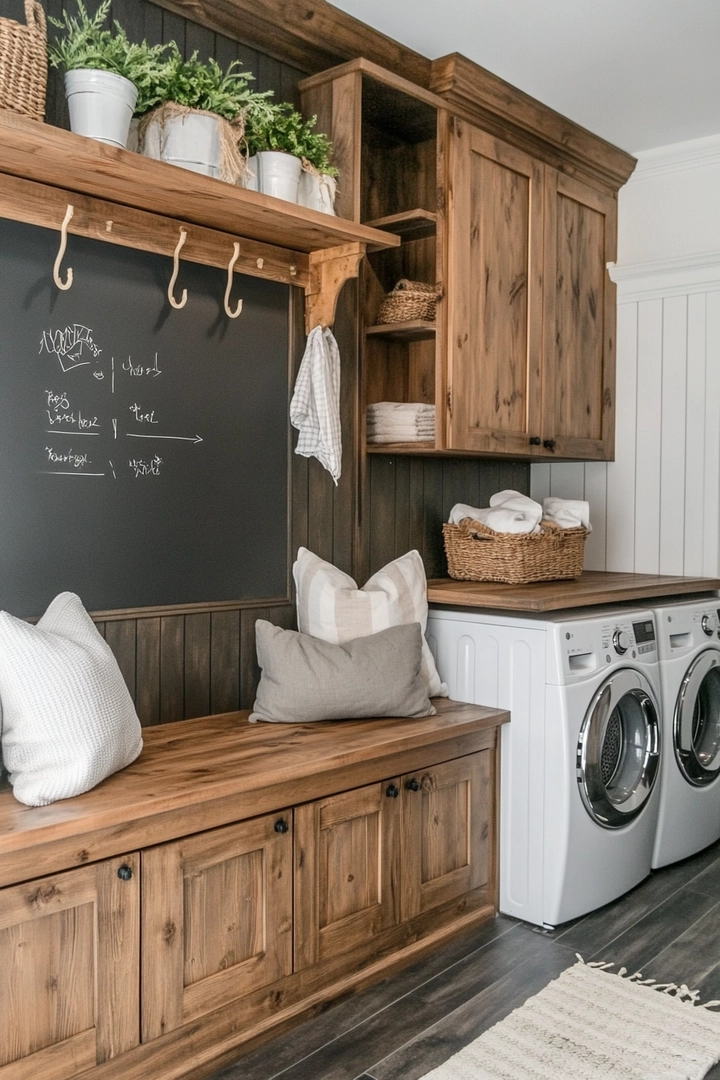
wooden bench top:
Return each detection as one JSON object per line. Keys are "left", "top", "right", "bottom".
{"left": 0, "top": 699, "right": 508, "bottom": 888}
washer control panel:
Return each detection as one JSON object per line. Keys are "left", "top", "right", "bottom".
{"left": 553, "top": 612, "right": 658, "bottom": 682}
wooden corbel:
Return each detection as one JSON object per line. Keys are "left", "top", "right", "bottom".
{"left": 304, "top": 242, "right": 365, "bottom": 333}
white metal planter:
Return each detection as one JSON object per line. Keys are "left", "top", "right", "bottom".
{"left": 298, "top": 171, "right": 337, "bottom": 215}
{"left": 64, "top": 69, "right": 138, "bottom": 149}
{"left": 141, "top": 112, "right": 222, "bottom": 179}
{"left": 257, "top": 151, "right": 302, "bottom": 203}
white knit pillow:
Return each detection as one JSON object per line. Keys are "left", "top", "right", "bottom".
{"left": 293, "top": 547, "right": 448, "bottom": 698}
{"left": 0, "top": 593, "right": 143, "bottom": 806}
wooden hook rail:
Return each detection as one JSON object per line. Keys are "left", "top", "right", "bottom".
{"left": 0, "top": 111, "right": 399, "bottom": 329}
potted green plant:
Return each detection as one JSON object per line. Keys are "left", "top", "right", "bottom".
{"left": 47, "top": 0, "right": 170, "bottom": 149}
{"left": 244, "top": 101, "right": 314, "bottom": 203}
{"left": 297, "top": 123, "right": 339, "bottom": 215}
{"left": 138, "top": 45, "right": 273, "bottom": 183}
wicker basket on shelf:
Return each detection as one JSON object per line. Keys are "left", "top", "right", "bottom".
{"left": 376, "top": 279, "right": 438, "bottom": 324}
{"left": 0, "top": 0, "right": 47, "bottom": 123}
{"left": 443, "top": 518, "right": 587, "bottom": 584}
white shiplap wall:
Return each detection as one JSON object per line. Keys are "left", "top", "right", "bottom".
{"left": 531, "top": 136, "right": 720, "bottom": 578}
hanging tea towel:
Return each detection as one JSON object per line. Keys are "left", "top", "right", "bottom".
{"left": 290, "top": 325, "right": 342, "bottom": 484}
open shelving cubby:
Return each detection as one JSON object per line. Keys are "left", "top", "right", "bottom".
{"left": 359, "top": 71, "right": 442, "bottom": 452}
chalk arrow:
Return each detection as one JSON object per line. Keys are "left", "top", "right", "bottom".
{"left": 126, "top": 433, "right": 203, "bottom": 444}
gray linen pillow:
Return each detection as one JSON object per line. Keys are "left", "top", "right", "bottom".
{"left": 250, "top": 620, "right": 435, "bottom": 723}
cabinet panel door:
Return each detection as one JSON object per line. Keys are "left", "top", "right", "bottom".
{"left": 141, "top": 812, "right": 293, "bottom": 1042}
{"left": 543, "top": 169, "right": 617, "bottom": 459}
{"left": 446, "top": 118, "right": 544, "bottom": 454}
{"left": 402, "top": 752, "right": 491, "bottom": 920}
{"left": 0, "top": 854, "right": 139, "bottom": 1079}
{"left": 294, "top": 781, "right": 402, "bottom": 971}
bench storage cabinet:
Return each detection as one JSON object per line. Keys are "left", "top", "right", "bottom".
{"left": 0, "top": 700, "right": 508, "bottom": 1080}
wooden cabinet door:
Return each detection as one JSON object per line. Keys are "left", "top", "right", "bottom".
{"left": 294, "top": 781, "right": 402, "bottom": 970}
{"left": 141, "top": 812, "right": 293, "bottom": 1042}
{"left": 401, "top": 752, "right": 491, "bottom": 920}
{"left": 0, "top": 853, "right": 139, "bottom": 1079}
{"left": 542, "top": 169, "right": 617, "bottom": 460}
{"left": 445, "top": 117, "right": 545, "bottom": 455}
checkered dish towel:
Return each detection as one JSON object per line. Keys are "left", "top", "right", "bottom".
{"left": 290, "top": 326, "right": 342, "bottom": 484}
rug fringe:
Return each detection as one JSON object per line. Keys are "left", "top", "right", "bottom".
{"left": 575, "top": 953, "right": 720, "bottom": 1010}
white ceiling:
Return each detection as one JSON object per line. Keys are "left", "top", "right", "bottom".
{"left": 330, "top": 0, "right": 720, "bottom": 154}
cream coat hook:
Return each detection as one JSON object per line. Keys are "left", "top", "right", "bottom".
{"left": 53, "top": 205, "right": 74, "bottom": 290}
{"left": 168, "top": 228, "right": 188, "bottom": 309}
{"left": 224, "top": 242, "right": 243, "bottom": 319}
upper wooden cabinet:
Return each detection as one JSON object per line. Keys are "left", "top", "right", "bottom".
{"left": 446, "top": 119, "right": 617, "bottom": 458}
{"left": 299, "top": 58, "right": 634, "bottom": 461}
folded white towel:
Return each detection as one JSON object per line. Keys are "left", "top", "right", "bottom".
{"left": 367, "top": 432, "right": 433, "bottom": 444}
{"left": 290, "top": 326, "right": 342, "bottom": 484}
{"left": 367, "top": 422, "right": 435, "bottom": 435}
{"left": 367, "top": 401, "right": 435, "bottom": 416}
{"left": 543, "top": 497, "right": 592, "bottom": 532}
{"left": 490, "top": 490, "right": 543, "bottom": 514}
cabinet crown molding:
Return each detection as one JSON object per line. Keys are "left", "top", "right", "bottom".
{"left": 429, "top": 52, "right": 636, "bottom": 192}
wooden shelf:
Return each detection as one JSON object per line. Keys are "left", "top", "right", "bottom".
{"left": 364, "top": 209, "right": 437, "bottom": 241}
{"left": 366, "top": 319, "right": 437, "bottom": 341}
{"left": 0, "top": 113, "right": 398, "bottom": 255}
{"left": 0, "top": 112, "right": 400, "bottom": 331}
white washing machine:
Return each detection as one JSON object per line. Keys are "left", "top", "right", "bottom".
{"left": 426, "top": 606, "right": 662, "bottom": 928}
{"left": 651, "top": 598, "right": 720, "bottom": 868}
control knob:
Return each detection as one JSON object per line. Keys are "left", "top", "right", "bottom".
{"left": 612, "top": 629, "right": 631, "bottom": 655}
{"left": 701, "top": 613, "right": 719, "bottom": 637}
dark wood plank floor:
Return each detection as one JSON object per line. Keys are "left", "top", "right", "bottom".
{"left": 209, "top": 839, "right": 720, "bottom": 1080}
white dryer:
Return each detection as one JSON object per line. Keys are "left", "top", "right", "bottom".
{"left": 426, "top": 606, "right": 662, "bottom": 928}
{"left": 651, "top": 598, "right": 720, "bottom": 868}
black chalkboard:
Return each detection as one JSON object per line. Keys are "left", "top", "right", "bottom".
{"left": 0, "top": 218, "right": 290, "bottom": 618}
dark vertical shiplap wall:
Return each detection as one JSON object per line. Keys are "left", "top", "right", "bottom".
{"left": 0, "top": 0, "right": 529, "bottom": 725}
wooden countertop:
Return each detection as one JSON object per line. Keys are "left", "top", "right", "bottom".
{"left": 427, "top": 570, "right": 720, "bottom": 612}
{"left": 0, "top": 699, "right": 508, "bottom": 887}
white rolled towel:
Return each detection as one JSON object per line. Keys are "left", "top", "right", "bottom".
{"left": 543, "top": 496, "right": 592, "bottom": 532}
{"left": 489, "top": 490, "right": 543, "bottom": 531}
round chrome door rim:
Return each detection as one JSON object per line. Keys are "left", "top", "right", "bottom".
{"left": 576, "top": 668, "right": 661, "bottom": 829}
{"left": 673, "top": 649, "right": 720, "bottom": 786}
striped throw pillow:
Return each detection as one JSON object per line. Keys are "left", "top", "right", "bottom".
{"left": 293, "top": 547, "right": 448, "bottom": 698}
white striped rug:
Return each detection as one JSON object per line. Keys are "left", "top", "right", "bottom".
{"left": 421, "top": 958, "right": 720, "bottom": 1080}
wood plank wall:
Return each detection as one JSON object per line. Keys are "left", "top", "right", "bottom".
{"left": 0, "top": 0, "right": 530, "bottom": 730}
{"left": 532, "top": 288, "right": 720, "bottom": 579}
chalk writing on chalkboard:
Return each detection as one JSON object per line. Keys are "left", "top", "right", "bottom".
{"left": 39, "top": 322, "right": 204, "bottom": 481}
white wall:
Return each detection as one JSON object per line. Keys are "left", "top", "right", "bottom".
{"left": 531, "top": 134, "right": 720, "bottom": 577}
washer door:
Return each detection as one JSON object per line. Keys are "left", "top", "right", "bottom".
{"left": 577, "top": 669, "right": 661, "bottom": 829}
{"left": 674, "top": 650, "right": 720, "bottom": 786}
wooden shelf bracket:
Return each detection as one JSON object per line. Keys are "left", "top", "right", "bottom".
{"left": 305, "top": 242, "right": 365, "bottom": 332}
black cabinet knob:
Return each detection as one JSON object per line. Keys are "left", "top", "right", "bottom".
{"left": 386, "top": 784, "right": 399, "bottom": 798}
{"left": 528, "top": 436, "right": 541, "bottom": 446}
{"left": 117, "top": 865, "right": 133, "bottom": 881}
{"left": 405, "top": 779, "right": 420, "bottom": 792}
{"left": 274, "top": 818, "right": 289, "bottom": 834}
{"left": 543, "top": 439, "right": 556, "bottom": 451}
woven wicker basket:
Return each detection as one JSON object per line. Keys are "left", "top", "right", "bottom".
{"left": 0, "top": 0, "right": 47, "bottom": 123}
{"left": 377, "top": 279, "right": 437, "bottom": 324}
{"left": 443, "top": 518, "right": 587, "bottom": 584}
